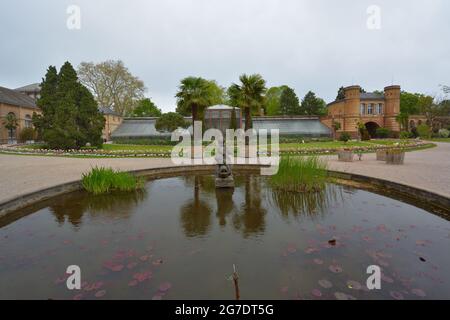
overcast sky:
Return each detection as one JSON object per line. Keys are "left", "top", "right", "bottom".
{"left": 1, "top": 0, "right": 449, "bottom": 112}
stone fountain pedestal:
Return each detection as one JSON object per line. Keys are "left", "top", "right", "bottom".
{"left": 215, "top": 164, "right": 235, "bottom": 188}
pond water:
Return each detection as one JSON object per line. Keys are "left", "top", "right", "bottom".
{"left": 0, "top": 174, "right": 449, "bottom": 300}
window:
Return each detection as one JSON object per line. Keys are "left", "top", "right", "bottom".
{"left": 367, "top": 104, "right": 373, "bottom": 115}
{"left": 25, "top": 115, "right": 32, "bottom": 128}
{"left": 376, "top": 103, "right": 383, "bottom": 114}
{"left": 360, "top": 104, "right": 365, "bottom": 115}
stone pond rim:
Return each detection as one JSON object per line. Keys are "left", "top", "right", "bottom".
{"left": 0, "top": 164, "right": 449, "bottom": 220}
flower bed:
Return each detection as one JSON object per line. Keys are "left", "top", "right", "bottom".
{"left": 0, "top": 140, "right": 433, "bottom": 158}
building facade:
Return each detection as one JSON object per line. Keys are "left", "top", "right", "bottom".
{"left": 0, "top": 86, "right": 41, "bottom": 144}
{"left": 321, "top": 85, "right": 401, "bottom": 138}
{"left": 99, "top": 106, "right": 123, "bottom": 141}
{"left": 4, "top": 84, "right": 124, "bottom": 143}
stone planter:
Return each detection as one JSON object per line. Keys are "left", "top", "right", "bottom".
{"left": 337, "top": 150, "right": 354, "bottom": 162}
{"left": 386, "top": 151, "right": 405, "bottom": 165}
{"left": 376, "top": 150, "right": 387, "bottom": 161}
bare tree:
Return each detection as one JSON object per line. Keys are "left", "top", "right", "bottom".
{"left": 78, "top": 60, "right": 146, "bottom": 115}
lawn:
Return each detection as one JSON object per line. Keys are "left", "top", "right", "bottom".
{"left": 21, "top": 139, "right": 415, "bottom": 153}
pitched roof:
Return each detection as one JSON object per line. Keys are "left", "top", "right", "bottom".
{"left": 0, "top": 86, "right": 38, "bottom": 109}
{"left": 99, "top": 106, "right": 121, "bottom": 116}
{"left": 360, "top": 92, "right": 384, "bottom": 100}
{"left": 14, "top": 83, "right": 41, "bottom": 93}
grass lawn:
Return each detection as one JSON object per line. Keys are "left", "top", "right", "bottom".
{"left": 101, "top": 144, "right": 174, "bottom": 152}
{"left": 21, "top": 139, "right": 414, "bottom": 153}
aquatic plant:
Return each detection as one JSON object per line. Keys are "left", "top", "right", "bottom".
{"left": 81, "top": 167, "right": 144, "bottom": 195}
{"left": 270, "top": 156, "right": 328, "bottom": 193}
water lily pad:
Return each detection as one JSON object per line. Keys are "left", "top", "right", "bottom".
{"left": 313, "top": 259, "right": 324, "bottom": 265}
{"left": 346, "top": 280, "right": 362, "bottom": 290}
{"left": 128, "top": 280, "right": 138, "bottom": 287}
{"left": 127, "top": 262, "right": 138, "bottom": 269}
{"left": 159, "top": 282, "right": 172, "bottom": 292}
{"left": 152, "top": 294, "right": 163, "bottom": 300}
{"left": 318, "top": 279, "right": 333, "bottom": 289}
{"left": 73, "top": 293, "right": 84, "bottom": 300}
{"left": 329, "top": 265, "right": 343, "bottom": 274}
{"left": 334, "top": 292, "right": 351, "bottom": 300}
{"left": 153, "top": 259, "right": 163, "bottom": 266}
{"left": 311, "top": 289, "right": 322, "bottom": 298}
{"left": 94, "top": 290, "right": 106, "bottom": 298}
{"left": 390, "top": 291, "right": 404, "bottom": 300}
{"left": 140, "top": 255, "right": 150, "bottom": 262}
{"left": 411, "top": 288, "right": 426, "bottom": 297}
{"left": 280, "top": 286, "right": 289, "bottom": 294}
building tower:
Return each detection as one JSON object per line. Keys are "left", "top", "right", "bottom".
{"left": 384, "top": 85, "right": 401, "bottom": 132}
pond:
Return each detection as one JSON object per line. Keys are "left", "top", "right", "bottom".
{"left": 0, "top": 174, "right": 449, "bottom": 300}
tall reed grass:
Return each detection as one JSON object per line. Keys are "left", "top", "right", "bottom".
{"left": 81, "top": 167, "right": 144, "bottom": 195}
{"left": 270, "top": 156, "right": 328, "bottom": 193}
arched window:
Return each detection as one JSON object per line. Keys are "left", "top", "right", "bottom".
{"left": 409, "top": 120, "right": 416, "bottom": 128}
{"left": 25, "top": 115, "right": 32, "bottom": 128}
{"left": 377, "top": 103, "right": 383, "bottom": 114}
{"left": 367, "top": 104, "right": 373, "bottom": 115}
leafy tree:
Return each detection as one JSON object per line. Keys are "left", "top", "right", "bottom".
{"left": 155, "top": 112, "right": 188, "bottom": 132}
{"left": 264, "top": 86, "right": 288, "bottom": 116}
{"left": 229, "top": 74, "right": 266, "bottom": 130}
{"left": 279, "top": 86, "right": 300, "bottom": 115}
{"left": 300, "top": 91, "right": 327, "bottom": 115}
{"left": 3, "top": 113, "right": 18, "bottom": 140}
{"left": 129, "top": 98, "right": 161, "bottom": 117}
{"left": 33, "top": 62, "right": 105, "bottom": 149}
{"left": 78, "top": 60, "right": 146, "bottom": 116}
{"left": 336, "top": 86, "right": 345, "bottom": 100}
{"left": 230, "top": 107, "right": 238, "bottom": 130}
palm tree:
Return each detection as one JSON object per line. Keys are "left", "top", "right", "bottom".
{"left": 175, "top": 77, "right": 210, "bottom": 123}
{"left": 229, "top": 74, "right": 266, "bottom": 131}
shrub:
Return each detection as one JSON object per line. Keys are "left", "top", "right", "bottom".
{"left": 19, "top": 127, "right": 36, "bottom": 142}
{"left": 438, "top": 128, "right": 449, "bottom": 138}
{"left": 376, "top": 127, "right": 391, "bottom": 139}
{"left": 417, "top": 124, "right": 431, "bottom": 139}
{"left": 270, "top": 156, "right": 328, "bottom": 193}
{"left": 339, "top": 132, "right": 351, "bottom": 142}
{"left": 361, "top": 129, "right": 371, "bottom": 141}
{"left": 399, "top": 131, "right": 412, "bottom": 139}
{"left": 81, "top": 167, "right": 144, "bottom": 195}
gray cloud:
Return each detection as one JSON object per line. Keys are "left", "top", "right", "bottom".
{"left": 1, "top": 0, "right": 449, "bottom": 112}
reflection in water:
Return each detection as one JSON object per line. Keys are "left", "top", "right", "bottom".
{"left": 215, "top": 188, "right": 235, "bottom": 226}
{"left": 50, "top": 189, "right": 147, "bottom": 227}
{"left": 269, "top": 184, "right": 343, "bottom": 220}
{"left": 180, "top": 176, "right": 212, "bottom": 237}
{"left": 233, "top": 175, "right": 266, "bottom": 237}
{"left": 2, "top": 174, "right": 450, "bottom": 300}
